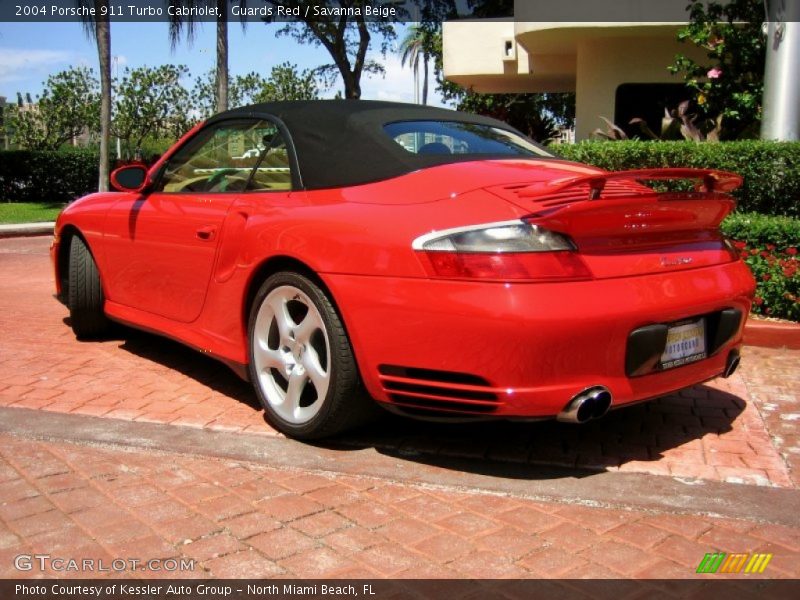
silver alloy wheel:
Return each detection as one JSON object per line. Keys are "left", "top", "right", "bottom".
{"left": 252, "top": 285, "right": 331, "bottom": 424}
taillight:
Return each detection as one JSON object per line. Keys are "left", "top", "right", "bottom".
{"left": 412, "top": 220, "right": 592, "bottom": 282}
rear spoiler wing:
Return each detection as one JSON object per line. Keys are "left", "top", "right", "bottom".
{"left": 518, "top": 168, "right": 743, "bottom": 201}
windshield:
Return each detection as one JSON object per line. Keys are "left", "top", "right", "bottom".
{"left": 383, "top": 120, "right": 553, "bottom": 158}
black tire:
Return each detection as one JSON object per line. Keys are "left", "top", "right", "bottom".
{"left": 67, "top": 236, "right": 110, "bottom": 339}
{"left": 247, "top": 271, "right": 375, "bottom": 439}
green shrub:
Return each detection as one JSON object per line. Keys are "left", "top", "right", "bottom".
{"left": 722, "top": 212, "right": 800, "bottom": 321}
{"left": 0, "top": 138, "right": 175, "bottom": 203}
{"left": 0, "top": 149, "right": 100, "bottom": 204}
{"left": 138, "top": 137, "right": 176, "bottom": 158}
{"left": 554, "top": 140, "right": 800, "bottom": 217}
{"left": 721, "top": 212, "right": 800, "bottom": 248}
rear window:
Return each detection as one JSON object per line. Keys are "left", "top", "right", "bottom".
{"left": 383, "top": 120, "right": 553, "bottom": 158}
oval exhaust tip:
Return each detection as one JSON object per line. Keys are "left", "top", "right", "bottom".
{"left": 591, "top": 391, "right": 612, "bottom": 419}
{"left": 723, "top": 350, "right": 741, "bottom": 378}
{"left": 575, "top": 397, "right": 596, "bottom": 424}
{"left": 558, "top": 386, "right": 613, "bottom": 424}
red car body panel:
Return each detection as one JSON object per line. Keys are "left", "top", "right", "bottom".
{"left": 324, "top": 261, "right": 753, "bottom": 416}
{"left": 52, "top": 129, "right": 755, "bottom": 421}
{"left": 101, "top": 192, "right": 235, "bottom": 322}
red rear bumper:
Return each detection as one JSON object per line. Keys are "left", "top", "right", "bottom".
{"left": 324, "top": 260, "right": 755, "bottom": 418}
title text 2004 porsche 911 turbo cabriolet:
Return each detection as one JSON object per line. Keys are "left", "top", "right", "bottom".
{"left": 51, "top": 101, "right": 755, "bottom": 439}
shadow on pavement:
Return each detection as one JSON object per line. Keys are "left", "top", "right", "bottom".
{"left": 93, "top": 320, "right": 746, "bottom": 479}
{"left": 70, "top": 319, "right": 261, "bottom": 410}
{"left": 318, "top": 386, "right": 745, "bottom": 479}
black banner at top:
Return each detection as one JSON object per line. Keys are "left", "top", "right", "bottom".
{"left": 0, "top": 0, "right": 754, "bottom": 25}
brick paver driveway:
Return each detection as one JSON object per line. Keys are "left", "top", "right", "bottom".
{"left": 0, "top": 428, "right": 798, "bottom": 580}
{"left": 2, "top": 236, "right": 798, "bottom": 488}
{"left": 1, "top": 235, "right": 799, "bottom": 580}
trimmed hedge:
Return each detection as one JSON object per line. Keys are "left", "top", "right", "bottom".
{"left": 721, "top": 212, "right": 800, "bottom": 248}
{"left": 0, "top": 149, "right": 100, "bottom": 204}
{"left": 4, "top": 141, "right": 800, "bottom": 218}
{"left": 554, "top": 141, "right": 800, "bottom": 217}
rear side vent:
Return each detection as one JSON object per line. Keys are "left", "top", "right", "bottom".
{"left": 377, "top": 365, "right": 502, "bottom": 415}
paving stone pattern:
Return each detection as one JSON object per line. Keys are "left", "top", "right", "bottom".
{"left": 1, "top": 236, "right": 798, "bottom": 489}
{"left": 1, "top": 434, "right": 798, "bottom": 579}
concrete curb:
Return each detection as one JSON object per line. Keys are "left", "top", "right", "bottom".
{"left": 0, "top": 221, "right": 54, "bottom": 239}
{"left": 1, "top": 405, "right": 797, "bottom": 527}
{"left": 744, "top": 317, "right": 800, "bottom": 350}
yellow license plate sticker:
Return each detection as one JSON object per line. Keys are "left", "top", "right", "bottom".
{"left": 660, "top": 319, "right": 707, "bottom": 369}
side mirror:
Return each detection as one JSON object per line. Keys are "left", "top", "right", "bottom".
{"left": 110, "top": 165, "right": 149, "bottom": 193}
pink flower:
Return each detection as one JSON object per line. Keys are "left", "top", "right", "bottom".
{"left": 707, "top": 68, "right": 723, "bottom": 79}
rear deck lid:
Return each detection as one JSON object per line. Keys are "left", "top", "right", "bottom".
{"left": 489, "top": 168, "right": 743, "bottom": 279}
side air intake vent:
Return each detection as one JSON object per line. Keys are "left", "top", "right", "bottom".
{"left": 377, "top": 365, "right": 502, "bottom": 415}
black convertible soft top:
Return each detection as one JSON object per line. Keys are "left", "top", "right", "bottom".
{"left": 207, "top": 100, "right": 544, "bottom": 190}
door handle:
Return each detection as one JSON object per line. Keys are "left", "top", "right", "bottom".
{"left": 196, "top": 226, "right": 216, "bottom": 241}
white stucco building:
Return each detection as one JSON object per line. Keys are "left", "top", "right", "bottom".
{"left": 443, "top": 1, "right": 708, "bottom": 140}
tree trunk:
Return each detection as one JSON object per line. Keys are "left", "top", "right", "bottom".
{"left": 343, "top": 72, "right": 361, "bottom": 99}
{"left": 338, "top": 67, "right": 361, "bottom": 99}
{"left": 422, "top": 54, "right": 429, "bottom": 106}
{"left": 95, "top": 4, "right": 111, "bottom": 192}
{"left": 216, "top": 1, "right": 228, "bottom": 112}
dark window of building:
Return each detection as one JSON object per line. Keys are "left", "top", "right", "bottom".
{"left": 615, "top": 83, "right": 693, "bottom": 139}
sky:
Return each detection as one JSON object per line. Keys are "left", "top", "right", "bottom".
{"left": 0, "top": 20, "right": 446, "bottom": 107}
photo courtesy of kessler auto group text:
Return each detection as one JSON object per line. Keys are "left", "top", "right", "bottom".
{"left": 0, "top": 0, "right": 799, "bottom": 598}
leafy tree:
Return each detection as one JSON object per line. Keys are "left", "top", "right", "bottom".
{"left": 233, "top": 72, "right": 271, "bottom": 105}
{"left": 192, "top": 70, "right": 267, "bottom": 117}
{"left": 262, "top": 1, "right": 397, "bottom": 99}
{"left": 168, "top": 1, "right": 250, "bottom": 113}
{"left": 191, "top": 71, "right": 221, "bottom": 119}
{"left": 669, "top": 0, "right": 766, "bottom": 139}
{"left": 111, "top": 65, "right": 192, "bottom": 157}
{"left": 191, "top": 63, "right": 318, "bottom": 117}
{"left": 456, "top": 92, "right": 575, "bottom": 142}
{"left": 7, "top": 67, "right": 99, "bottom": 150}
{"left": 254, "top": 62, "right": 320, "bottom": 102}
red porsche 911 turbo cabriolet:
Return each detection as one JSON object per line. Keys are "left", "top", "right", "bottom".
{"left": 51, "top": 101, "right": 755, "bottom": 439}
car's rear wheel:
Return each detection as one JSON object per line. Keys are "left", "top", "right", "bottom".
{"left": 248, "top": 272, "right": 372, "bottom": 439}
{"left": 67, "top": 235, "right": 110, "bottom": 339}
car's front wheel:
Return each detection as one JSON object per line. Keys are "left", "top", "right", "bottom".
{"left": 247, "top": 272, "right": 372, "bottom": 439}
{"left": 67, "top": 235, "right": 110, "bottom": 340}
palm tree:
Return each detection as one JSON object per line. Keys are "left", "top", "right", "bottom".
{"left": 79, "top": 1, "right": 111, "bottom": 192}
{"left": 399, "top": 24, "right": 430, "bottom": 106}
{"left": 215, "top": 1, "right": 229, "bottom": 111}
{"left": 169, "top": 1, "right": 248, "bottom": 113}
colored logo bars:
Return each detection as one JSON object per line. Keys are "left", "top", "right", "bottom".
{"left": 696, "top": 552, "right": 773, "bottom": 574}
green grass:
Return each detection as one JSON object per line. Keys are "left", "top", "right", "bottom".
{"left": 0, "top": 202, "right": 64, "bottom": 224}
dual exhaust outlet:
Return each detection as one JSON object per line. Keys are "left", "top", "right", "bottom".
{"left": 557, "top": 386, "right": 612, "bottom": 424}
{"left": 558, "top": 349, "right": 740, "bottom": 424}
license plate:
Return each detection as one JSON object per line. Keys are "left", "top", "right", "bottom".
{"left": 659, "top": 319, "right": 707, "bottom": 370}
